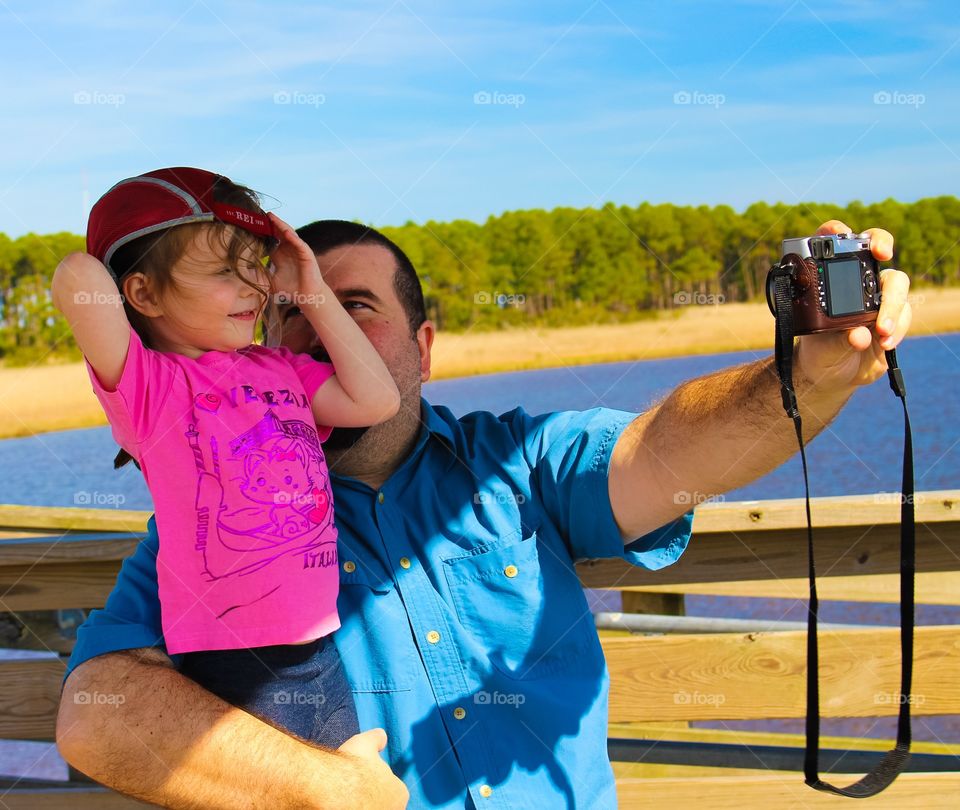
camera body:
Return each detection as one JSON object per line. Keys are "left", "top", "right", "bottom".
{"left": 766, "top": 233, "right": 881, "bottom": 335}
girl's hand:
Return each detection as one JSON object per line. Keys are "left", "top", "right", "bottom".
{"left": 267, "top": 212, "right": 327, "bottom": 301}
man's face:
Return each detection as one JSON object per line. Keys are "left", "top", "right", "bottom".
{"left": 270, "top": 242, "right": 432, "bottom": 452}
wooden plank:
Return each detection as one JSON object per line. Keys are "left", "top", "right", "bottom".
{"left": 0, "top": 561, "right": 126, "bottom": 611}
{"left": 608, "top": 723, "right": 960, "bottom": 756}
{"left": 615, "top": 773, "right": 960, "bottom": 808}
{"left": 7, "top": 626, "right": 957, "bottom": 743}
{"left": 0, "top": 534, "right": 141, "bottom": 567}
{"left": 0, "top": 491, "right": 951, "bottom": 537}
{"left": 0, "top": 493, "right": 954, "bottom": 595}
{"left": 690, "top": 490, "right": 958, "bottom": 533}
{"left": 621, "top": 591, "right": 685, "bottom": 615}
{"left": 604, "top": 625, "right": 960, "bottom": 722}
{"left": 0, "top": 659, "right": 65, "bottom": 741}
{"left": 0, "top": 787, "right": 150, "bottom": 808}
{"left": 0, "top": 505, "right": 150, "bottom": 534}
{"left": 0, "top": 529, "right": 63, "bottom": 541}
{"left": 625, "top": 572, "right": 960, "bottom": 605}
{"left": 578, "top": 517, "right": 960, "bottom": 589}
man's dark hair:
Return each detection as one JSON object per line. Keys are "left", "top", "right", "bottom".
{"left": 296, "top": 220, "right": 427, "bottom": 336}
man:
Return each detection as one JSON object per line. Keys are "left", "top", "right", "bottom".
{"left": 56, "top": 218, "right": 911, "bottom": 809}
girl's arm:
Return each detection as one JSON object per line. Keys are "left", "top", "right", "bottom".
{"left": 268, "top": 214, "right": 401, "bottom": 428}
{"left": 51, "top": 252, "right": 131, "bottom": 391}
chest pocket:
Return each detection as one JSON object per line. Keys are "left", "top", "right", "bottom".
{"left": 338, "top": 557, "right": 416, "bottom": 692}
{"left": 442, "top": 522, "right": 596, "bottom": 680}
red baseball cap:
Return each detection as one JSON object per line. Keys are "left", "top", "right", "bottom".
{"left": 86, "top": 167, "right": 277, "bottom": 279}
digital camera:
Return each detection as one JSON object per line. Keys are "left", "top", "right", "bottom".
{"left": 765, "top": 233, "right": 881, "bottom": 335}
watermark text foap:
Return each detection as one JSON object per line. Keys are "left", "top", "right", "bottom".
{"left": 873, "top": 492, "right": 916, "bottom": 505}
{"left": 473, "top": 491, "right": 527, "bottom": 506}
{"left": 673, "top": 491, "right": 724, "bottom": 507}
{"left": 674, "top": 689, "right": 726, "bottom": 706}
{"left": 874, "top": 692, "right": 925, "bottom": 706}
{"left": 873, "top": 90, "right": 925, "bottom": 109}
{"left": 73, "top": 290, "right": 125, "bottom": 306}
{"left": 474, "top": 690, "right": 525, "bottom": 707}
{"left": 473, "top": 90, "right": 526, "bottom": 108}
{"left": 74, "top": 90, "right": 126, "bottom": 108}
{"left": 273, "top": 689, "right": 326, "bottom": 707}
{"left": 474, "top": 290, "right": 526, "bottom": 307}
{"left": 274, "top": 90, "right": 326, "bottom": 108}
{"left": 74, "top": 490, "right": 126, "bottom": 508}
{"left": 273, "top": 291, "right": 327, "bottom": 307}
{"left": 74, "top": 690, "right": 126, "bottom": 706}
{"left": 673, "top": 291, "right": 725, "bottom": 306}
{"left": 673, "top": 90, "right": 725, "bottom": 108}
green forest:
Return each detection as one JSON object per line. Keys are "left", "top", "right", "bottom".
{"left": 2, "top": 196, "right": 958, "bottom": 364}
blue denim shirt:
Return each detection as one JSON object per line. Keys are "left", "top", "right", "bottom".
{"left": 67, "top": 399, "right": 693, "bottom": 809}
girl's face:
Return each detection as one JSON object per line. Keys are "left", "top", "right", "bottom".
{"left": 151, "top": 227, "right": 270, "bottom": 357}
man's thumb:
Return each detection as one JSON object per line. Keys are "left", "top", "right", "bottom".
{"left": 339, "top": 728, "right": 388, "bottom": 758}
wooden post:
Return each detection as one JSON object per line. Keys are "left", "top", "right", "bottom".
{"left": 620, "top": 591, "right": 685, "bottom": 617}
{"left": 618, "top": 590, "right": 687, "bottom": 732}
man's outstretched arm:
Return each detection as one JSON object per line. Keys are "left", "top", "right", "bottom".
{"left": 609, "top": 222, "right": 912, "bottom": 542}
{"left": 57, "top": 648, "right": 408, "bottom": 810}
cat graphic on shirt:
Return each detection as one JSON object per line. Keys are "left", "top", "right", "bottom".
{"left": 188, "top": 407, "right": 335, "bottom": 582}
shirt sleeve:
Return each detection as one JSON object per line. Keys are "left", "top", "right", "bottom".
{"left": 84, "top": 325, "right": 178, "bottom": 454}
{"left": 519, "top": 407, "right": 693, "bottom": 569}
{"left": 271, "top": 347, "right": 336, "bottom": 442}
{"left": 63, "top": 516, "right": 179, "bottom": 684}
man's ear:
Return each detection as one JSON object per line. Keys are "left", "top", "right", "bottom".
{"left": 122, "top": 273, "right": 164, "bottom": 318}
{"left": 417, "top": 320, "right": 435, "bottom": 383}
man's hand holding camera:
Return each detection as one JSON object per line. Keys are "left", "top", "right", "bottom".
{"left": 793, "top": 220, "right": 912, "bottom": 394}
{"left": 764, "top": 221, "right": 917, "bottom": 797}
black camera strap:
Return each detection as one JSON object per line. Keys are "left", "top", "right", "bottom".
{"left": 771, "top": 269, "right": 915, "bottom": 798}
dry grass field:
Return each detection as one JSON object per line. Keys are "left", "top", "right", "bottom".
{"left": 1, "top": 288, "right": 957, "bottom": 439}
{"left": 429, "top": 286, "right": 958, "bottom": 378}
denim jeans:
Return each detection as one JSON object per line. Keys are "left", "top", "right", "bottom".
{"left": 178, "top": 635, "right": 360, "bottom": 747}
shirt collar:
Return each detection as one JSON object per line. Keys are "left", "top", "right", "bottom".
{"left": 418, "top": 397, "right": 457, "bottom": 450}
{"left": 401, "top": 398, "right": 459, "bottom": 474}
{"left": 331, "top": 398, "right": 459, "bottom": 491}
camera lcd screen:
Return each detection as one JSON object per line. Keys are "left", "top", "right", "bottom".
{"left": 824, "top": 258, "right": 864, "bottom": 316}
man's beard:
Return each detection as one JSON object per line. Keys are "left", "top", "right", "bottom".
{"left": 310, "top": 346, "right": 372, "bottom": 452}
{"left": 324, "top": 425, "right": 370, "bottom": 451}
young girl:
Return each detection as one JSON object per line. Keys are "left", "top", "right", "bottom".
{"left": 52, "top": 167, "right": 400, "bottom": 746}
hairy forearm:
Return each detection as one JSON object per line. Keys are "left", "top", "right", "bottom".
{"left": 57, "top": 650, "right": 366, "bottom": 810}
{"left": 610, "top": 354, "right": 856, "bottom": 539}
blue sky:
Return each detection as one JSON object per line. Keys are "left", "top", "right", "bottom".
{"left": 1, "top": 0, "right": 958, "bottom": 238}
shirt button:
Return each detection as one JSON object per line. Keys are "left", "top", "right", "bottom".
{"left": 377, "top": 492, "right": 385, "bottom": 504}
{"left": 479, "top": 785, "right": 493, "bottom": 798}
{"left": 399, "top": 557, "right": 411, "bottom": 569}
{"left": 342, "top": 561, "right": 356, "bottom": 573}
{"left": 503, "top": 564, "right": 518, "bottom": 578}
{"left": 426, "top": 630, "right": 441, "bottom": 644}
{"left": 453, "top": 707, "right": 466, "bottom": 720}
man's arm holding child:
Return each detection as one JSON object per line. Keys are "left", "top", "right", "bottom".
{"left": 58, "top": 649, "right": 408, "bottom": 809}
{"left": 609, "top": 222, "right": 912, "bottom": 543}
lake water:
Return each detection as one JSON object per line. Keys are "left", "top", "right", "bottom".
{"left": 2, "top": 333, "right": 958, "bottom": 777}
{"left": 3, "top": 333, "right": 958, "bottom": 510}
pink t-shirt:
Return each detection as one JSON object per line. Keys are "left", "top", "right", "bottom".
{"left": 86, "top": 327, "right": 341, "bottom": 654}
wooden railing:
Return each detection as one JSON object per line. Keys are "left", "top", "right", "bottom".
{"left": 1, "top": 493, "right": 959, "bottom": 808}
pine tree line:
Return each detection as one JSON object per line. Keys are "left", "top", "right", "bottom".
{"left": 2, "top": 197, "right": 958, "bottom": 363}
